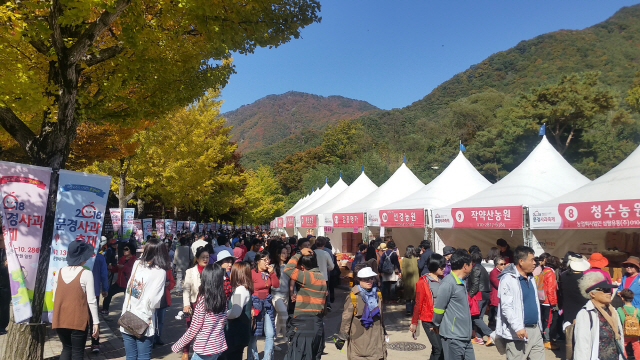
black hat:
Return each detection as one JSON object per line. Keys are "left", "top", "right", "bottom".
{"left": 67, "top": 240, "right": 94, "bottom": 266}
{"left": 443, "top": 246, "right": 456, "bottom": 256}
{"left": 585, "top": 280, "right": 618, "bottom": 295}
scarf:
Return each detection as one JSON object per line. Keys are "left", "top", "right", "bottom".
{"left": 197, "top": 264, "right": 204, "bottom": 273}
{"left": 593, "top": 301, "right": 621, "bottom": 340}
{"left": 358, "top": 285, "right": 379, "bottom": 311}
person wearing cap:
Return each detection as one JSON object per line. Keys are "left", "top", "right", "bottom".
{"left": 559, "top": 252, "right": 590, "bottom": 358}
{"left": 90, "top": 238, "right": 109, "bottom": 352}
{"left": 574, "top": 271, "right": 624, "bottom": 360}
{"left": 336, "top": 265, "right": 386, "bottom": 360}
{"left": 52, "top": 240, "right": 100, "bottom": 360}
{"left": 495, "top": 246, "right": 543, "bottom": 360}
{"left": 216, "top": 250, "right": 236, "bottom": 300}
{"left": 617, "top": 256, "right": 640, "bottom": 308}
{"left": 585, "top": 253, "right": 612, "bottom": 284}
{"left": 442, "top": 246, "right": 455, "bottom": 277}
{"left": 102, "top": 242, "right": 137, "bottom": 315}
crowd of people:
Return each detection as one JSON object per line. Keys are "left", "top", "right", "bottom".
{"left": 4, "top": 229, "right": 640, "bottom": 360}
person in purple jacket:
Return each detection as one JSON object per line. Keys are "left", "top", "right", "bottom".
{"left": 91, "top": 249, "right": 109, "bottom": 353}
{"left": 442, "top": 246, "right": 455, "bottom": 277}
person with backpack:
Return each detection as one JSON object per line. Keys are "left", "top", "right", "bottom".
{"left": 574, "top": 271, "right": 624, "bottom": 360}
{"left": 378, "top": 242, "right": 401, "bottom": 303}
{"left": 617, "top": 289, "right": 640, "bottom": 359}
{"left": 536, "top": 255, "right": 559, "bottom": 350}
{"left": 410, "top": 254, "right": 445, "bottom": 360}
{"left": 335, "top": 265, "right": 387, "bottom": 360}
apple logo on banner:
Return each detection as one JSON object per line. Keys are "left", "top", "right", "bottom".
{"left": 334, "top": 215, "right": 338, "bottom": 224}
{"left": 381, "top": 213, "right": 388, "bottom": 222}
{"left": 564, "top": 206, "right": 578, "bottom": 221}
{"left": 455, "top": 211, "right": 464, "bottom": 222}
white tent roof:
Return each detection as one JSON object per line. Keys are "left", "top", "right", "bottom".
{"left": 294, "top": 177, "right": 349, "bottom": 216}
{"left": 383, "top": 151, "right": 491, "bottom": 210}
{"left": 283, "top": 191, "right": 314, "bottom": 216}
{"left": 301, "top": 183, "right": 331, "bottom": 210}
{"left": 305, "top": 171, "right": 378, "bottom": 215}
{"left": 443, "top": 137, "right": 590, "bottom": 208}
{"left": 283, "top": 197, "right": 306, "bottom": 216}
{"left": 536, "top": 144, "right": 640, "bottom": 206}
{"left": 336, "top": 163, "right": 424, "bottom": 213}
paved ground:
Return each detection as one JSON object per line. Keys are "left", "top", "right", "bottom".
{"left": 1, "top": 287, "right": 565, "bottom": 360}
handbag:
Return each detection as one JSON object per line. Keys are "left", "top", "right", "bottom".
{"left": 117, "top": 263, "right": 150, "bottom": 338}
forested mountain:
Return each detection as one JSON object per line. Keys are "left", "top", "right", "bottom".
{"left": 224, "top": 91, "right": 379, "bottom": 153}
{"left": 235, "top": 5, "right": 640, "bottom": 209}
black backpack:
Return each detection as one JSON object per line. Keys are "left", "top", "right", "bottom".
{"left": 380, "top": 252, "right": 395, "bottom": 275}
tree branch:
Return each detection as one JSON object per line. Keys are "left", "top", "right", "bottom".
{"left": 124, "top": 186, "right": 140, "bottom": 202}
{"left": 68, "top": 0, "right": 131, "bottom": 64}
{"left": 82, "top": 44, "right": 124, "bottom": 67}
{"left": 0, "top": 106, "right": 37, "bottom": 152}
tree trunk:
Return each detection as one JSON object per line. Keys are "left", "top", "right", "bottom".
{"left": 174, "top": 206, "right": 178, "bottom": 219}
{"left": 137, "top": 198, "right": 145, "bottom": 218}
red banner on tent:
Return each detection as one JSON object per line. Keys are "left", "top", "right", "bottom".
{"left": 379, "top": 209, "right": 425, "bottom": 227}
{"left": 333, "top": 213, "right": 364, "bottom": 227}
{"left": 300, "top": 215, "right": 316, "bottom": 227}
{"left": 433, "top": 206, "right": 523, "bottom": 229}
{"left": 531, "top": 199, "right": 640, "bottom": 229}
{"left": 285, "top": 216, "right": 295, "bottom": 227}
{"left": 276, "top": 217, "right": 283, "bottom": 227}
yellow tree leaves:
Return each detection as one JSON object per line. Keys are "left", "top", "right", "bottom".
{"left": 241, "top": 166, "right": 285, "bottom": 225}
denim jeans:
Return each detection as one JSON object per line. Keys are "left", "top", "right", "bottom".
{"left": 155, "top": 308, "right": 166, "bottom": 340}
{"left": 57, "top": 328, "right": 88, "bottom": 360}
{"left": 248, "top": 312, "right": 274, "bottom": 360}
{"left": 472, "top": 298, "right": 492, "bottom": 338}
{"left": 192, "top": 353, "right": 220, "bottom": 360}
{"left": 122, "top": 333, "right": 153, "bottom": 360}
{"left": 405, "top": 300, "right": 415, "bottom": 314}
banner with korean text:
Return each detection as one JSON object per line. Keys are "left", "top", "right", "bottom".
{"left": 285, "top": 216, "right": 295, "bottom": 227}
{"left": 379, "top": 209, "right": 425, "bottom": 228}
{"left": 530, "top": 199, "right": 640, "bottom": 229}
{"left": 142, "top": 218, "right": 153, "bottom": 240}
{"left": 44, "top": 170, "right": 111, "bottom": 322}
{"left": 432, "top": 206, "right": 523, "bottom": 229}
{"left": 0, "top": 161, "right": 51, "bottom": 323}
{"left": 332, "top": 213, "right": 365, "bottom": 228}
{"left": 133, "top": 219, "right": 143, "bottom": 243}
{"left": 155, "top": 219, "right": 165, "bottom": 238}
{"left": 189, "top": 221, "right": 197, "bottom": 232}
{"left": 122, "top": 208, "right": 135, "bottom": 239}
{"left": 276, "top": 217, "right": 284, "bottom": 227}
{"left": 198, "top": 223, "right": 204, "bottom": 233}
{"left": 109, "top": 208, "right": 122, "bottom": 239}
{"left": 165, "top": 219, "right": 174, "bottom": 237}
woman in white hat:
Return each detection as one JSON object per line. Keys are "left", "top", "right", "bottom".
{"left": 336, "top": 265, "right": 387, "bottom": 360}
{"left": 216, "top": 250, "right": 236, "bottom": 301}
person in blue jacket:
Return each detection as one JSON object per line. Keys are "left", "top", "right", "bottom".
{"left": 617, "top": 256, "right": 640, "bottom": 308}
{"left": 91, "top": 250, "right": 109, "bottom": 353}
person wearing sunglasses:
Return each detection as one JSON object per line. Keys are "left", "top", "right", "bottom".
{"left": 102, "top": 244, "right": 136, "bottom": 315}
{"left": 574, "top": 272, "right": 623, "bottom": 360}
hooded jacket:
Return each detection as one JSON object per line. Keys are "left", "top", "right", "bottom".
{"left": 496, "top": 264, "right": 542, "bottom": 341}
{"left": 574, "top": 300, "right": 625, "bottom": 360}
{"left": 432, "top": 272, "right": 472, "bottom": 340}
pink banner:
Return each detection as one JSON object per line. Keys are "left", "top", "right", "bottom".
{"left": 109, "top": 208, "right": 122, "bottom": 238}
{"left": 300, "top": 215, "right": 317, "bottom": 227}
{"left": 379, "top": 209, "right": 425, "bottom": 227}
{"left": 285, "top": 216, "right": 295, "bottom": 227}
{"left": 433, "top": 206, "right": 523, "bottom": 229}
{"left": 333, "top": 213, "right": 365, "bottom": 227}
{"left": 276, "top": 217, "right": 283, "bottom": 227}
{"left": 0, "top": 161, "right": 51, "bottom": 319}
{"left": 531, "top": 199, "right": 640, "bottom": 229}
{"left": 155, "top": 219, "right": 165, "bottom": 238}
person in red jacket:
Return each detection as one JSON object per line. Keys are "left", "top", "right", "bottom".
{"left": 102, "top": 244, "right": 136, "bottom": 314}
{"left": 540, "top": 255, "right": 560, "bottom": 350}
{"left": 410, "top": 253, "right": 445, "bottom": 360}
{"left": 489, "top": 257, "right": 506, "bottom": 330}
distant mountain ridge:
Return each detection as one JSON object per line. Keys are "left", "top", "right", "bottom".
{"left": 223, "top": 91, "right": 379, "bottom": 153}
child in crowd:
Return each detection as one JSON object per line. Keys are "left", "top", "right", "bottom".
{"left": 617, "top": 289, "right": 640, "bottom": 359}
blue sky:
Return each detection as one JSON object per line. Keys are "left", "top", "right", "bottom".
{"left": 220, "top": 1, "right": 640, "bottom": 113}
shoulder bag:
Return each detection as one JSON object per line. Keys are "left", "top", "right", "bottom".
{"left": 117, "top": 262, "right": 150, "bottom": 338}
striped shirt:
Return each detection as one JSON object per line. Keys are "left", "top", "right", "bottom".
{"left": 284, "top": 253, "right": 327, "bottom": 317}
{"left": 171, "top": 295, "right": 227, "bottom": 355}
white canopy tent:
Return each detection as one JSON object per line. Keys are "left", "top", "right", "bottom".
{"left": 433, "top": 137, "right": 591, "bottom": 255}
{"left": 333, "top": 163, "right": 424, "bottom": 245}
{"left": 380, "top": 151, "right": 492, "bottom": 253}
{"left": 529, "top": 144, "right": 640, "bottom": 257}
{"left": 299, "top": 170, "right": 378, "bottom": 250}
{"left": 285, "top": 182, "right": 331, "bottom": 236}
{"left": 292, "top": 177, "right": 349, "bottom": 237}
